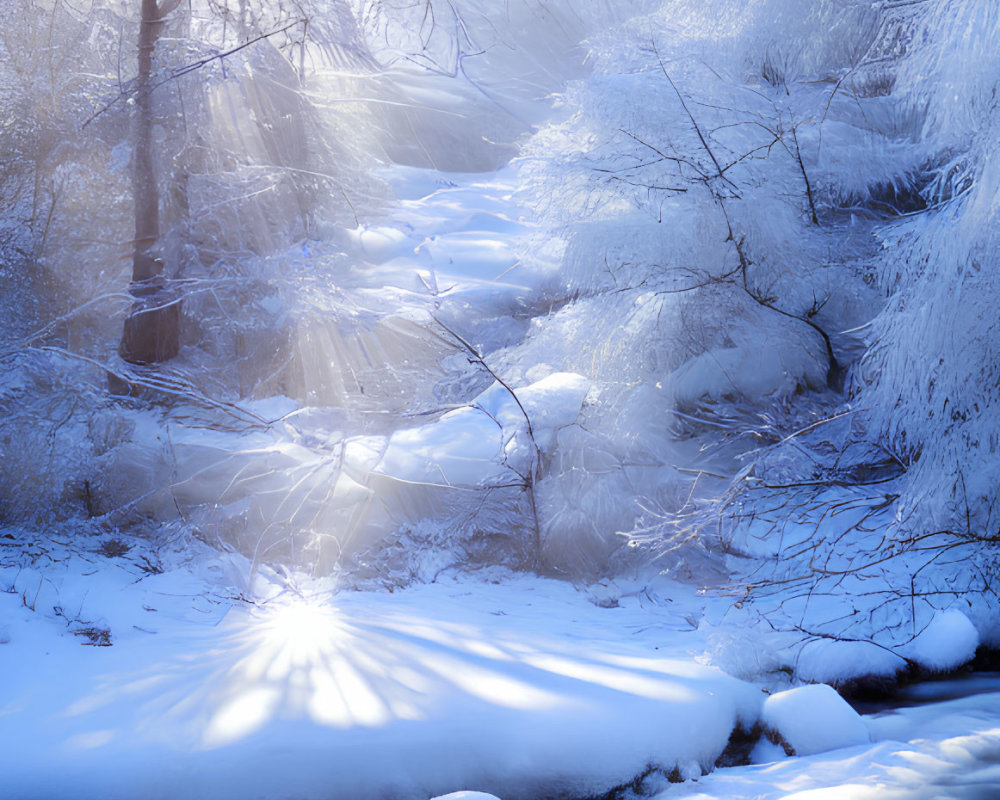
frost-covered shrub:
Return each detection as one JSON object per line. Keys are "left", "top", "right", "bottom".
{"left": 510, "top": 0, "right": 897, "bottom": 575}
{"left": 861, "top": 2, "right": 1000, "bottom": 540}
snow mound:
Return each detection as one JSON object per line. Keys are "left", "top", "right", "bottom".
{"left": 761, "top": 684, "right": 870, "bottom": 756}
{"left": 670, "top": 343, "right": 824, "bottom": 408}
{"left": 476, "top": 371, "right": 591, "bottom": 452}
{"left": 903, "top": 610, "right": 980, "bottom": 673}
{"left": 378, "top": 372, "right": 590, "bottom": 487}
{"left": 430, "top": 793, "right": 501, "bottom": 800}
{"left": 0, "top": 573, "right": 761, "bottom": 800}
{"left": 793, "top": 639, "right": 905, "bottom": 686}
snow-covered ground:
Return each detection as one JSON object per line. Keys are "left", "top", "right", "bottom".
{"left": 1, "top": 539, "right": 759, "bottom": 799}
{"left": 6, "top": 534, "right": 1000, "bottom": 800}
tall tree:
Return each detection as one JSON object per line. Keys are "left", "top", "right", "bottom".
{"left": 119, "top": 0, "right": 181, "bottom": 364}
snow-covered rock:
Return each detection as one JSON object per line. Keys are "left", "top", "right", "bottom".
{"left": 658, "top": 688, "right": 1000, "bottom": 799}
{"left": 793, "top": 638, "right": 905, "bottom": 686}
{"left": 903, "top": 609, "right": 980, "bottom": 673}
{"left": 761, "top": 684, "right": 870, "bottom": 756}
{"left": 430, "top": 793, "right": 502, "bottom": 800}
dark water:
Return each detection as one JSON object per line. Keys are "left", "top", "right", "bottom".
{"left": 850, "top": 671, "right": 1000, "bottom": 714}
{"left": 859, "top": 673, "right": 1000, "bottom": 800}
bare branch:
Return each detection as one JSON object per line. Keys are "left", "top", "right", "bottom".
{"left": 83, "top": 18, "right": 307, "bottom": 128}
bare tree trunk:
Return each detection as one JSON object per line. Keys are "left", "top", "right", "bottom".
{"left": 119, "top": 0, "right": 180, "bottom": 365}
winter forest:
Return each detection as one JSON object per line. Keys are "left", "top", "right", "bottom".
{"left": 4, "top": 1, "right": 1000, "bottom": 798}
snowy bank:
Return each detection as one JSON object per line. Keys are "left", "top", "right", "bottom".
{"left": 0, "top": 566, "right": 761, "bottom": 800}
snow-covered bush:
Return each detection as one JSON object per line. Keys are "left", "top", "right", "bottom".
{"left": 655, "top": 0, "right": 1000, "bottom": 651}
{"left": 511, "top": 0, "right": 898, "bottom": 574}
{"left": 862, "top": 2, "right": 1000, "bottom": 539}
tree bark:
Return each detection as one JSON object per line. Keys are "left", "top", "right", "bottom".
{"left": 119, "top": 0, "right": 180, "bottom": 365}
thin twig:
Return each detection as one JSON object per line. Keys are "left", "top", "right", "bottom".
{"left": 83, "top": 18, "right": 306, "bottom": 128}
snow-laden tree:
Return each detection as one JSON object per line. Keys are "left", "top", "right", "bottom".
{"left": 863, "top": 2, "right": 1000, "bottom": 540}
{"left": 551, "top": 0, "right": 1000, "bottom": 641}
{"left": 503, "top": 0, "right": 1000, "bottom": 639}
{"left": 724, "top": 0, "right": 1000, "bottom": 646}
{"left": 507, "top": 0, "right": 893, "bottom": 575}
{"left": 0, "top": 0, "right": 377, "bottom": 530}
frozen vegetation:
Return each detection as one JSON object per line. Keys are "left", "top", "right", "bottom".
{"left": 3, "top": 0, "right": 1000, "bottom": 797}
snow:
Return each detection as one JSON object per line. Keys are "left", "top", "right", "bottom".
{"left": 761, "top": 685, "right": 870, "bottom": 757}
{"left": 670, "top": 344, "right": 824, "bottom": 409}
{"left": 376, "top": 372, "right": 590, "bottom": 486}
{"left": 7, "top": 537, "right": 1000, "bottom": 800}
{"left": 377, "top": 405, "right": 508, "bottom": 486}
{"left": 475, "top": 372, "right": 591, "bottom": 452}
{"left": 5, "top": 1, "right": 1000, "bottom": 798}
{"left": 749, "top": 737, "right": 788, "bottom": 766}
{"left": 477, "top": 372, "right": 590, "bottom": 431}
{"left": 0, "top": 547, "right": 762, "bottom": 800}
{"left": 430, "top": 794, "right": 502, "bottom": 800}
{"left": 792, "top": 639, "right": 905, "bottom": 687}
{"left": 903, "top": 610, "right": 981, "bottom": 673}
{"left": 655, "top": 687, "right": 1000, "bottom": 800}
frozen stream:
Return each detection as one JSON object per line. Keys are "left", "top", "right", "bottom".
{"left": 656, "top": 674, "right": 1000, "bottom": 800}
